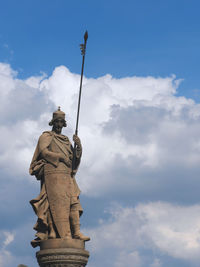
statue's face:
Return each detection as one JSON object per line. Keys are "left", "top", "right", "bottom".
{"left": 52, "top": 118, "right": 65, "bottom": 134}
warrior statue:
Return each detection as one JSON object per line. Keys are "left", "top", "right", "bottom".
{"left": 29, "top": 107, "right": 90, "bottom": 248}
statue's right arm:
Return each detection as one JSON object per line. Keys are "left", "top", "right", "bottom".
{"left": 41, "top": 148, "right": 64, "bottom": 167}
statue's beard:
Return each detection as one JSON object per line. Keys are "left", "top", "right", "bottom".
{"left": 53, "top": 126, "right": 62, "bottom": 134}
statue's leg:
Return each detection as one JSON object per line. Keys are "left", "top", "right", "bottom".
{"left": 69, "top": 208, "right": 90, "bottom": 241}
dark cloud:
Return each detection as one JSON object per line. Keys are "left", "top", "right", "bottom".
{"left": 103, "top": 104, "right": 167, "bottom": 144}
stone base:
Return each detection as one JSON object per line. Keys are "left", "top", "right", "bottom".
{"left": 36, "top": 239, "right": 89, "bottom": 267}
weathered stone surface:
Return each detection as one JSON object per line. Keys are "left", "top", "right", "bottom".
{"left": 36, "top": 239, "right": 89, "bottom": 267}
{"left": 30, "top": 108, "right": 90, "bottom": 247}
{"left": 40, "top": 239, "right": 85, "bottom": 250}
{"left": 36, "top": 247, "right": 89, "bottom": 267}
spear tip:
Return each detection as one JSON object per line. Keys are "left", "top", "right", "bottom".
{"left": 84, "top": 30, "right": 88, "bottom": 43}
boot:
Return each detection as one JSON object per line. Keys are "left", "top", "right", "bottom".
{"left": 73, "top": 224, "right": 90, "bottom": 241}
{"left": 70, "top": 211, "right": 90, "bottom": 241}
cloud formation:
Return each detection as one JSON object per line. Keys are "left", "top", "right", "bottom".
{"left": 86, "top": 202, "right": 200, "bottom": 267}
{"left": 0, "top": 62, "right": 200, "bottom": 266}
{"left": 0, "top": 231, "right": 14, "bottom": 267}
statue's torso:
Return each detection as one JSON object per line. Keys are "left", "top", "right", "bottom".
{"left": 47, "top": 138, "right": 72, "bottom": 173}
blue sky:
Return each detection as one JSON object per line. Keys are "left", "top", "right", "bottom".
{"left": 1, "top": 0, "right": 200, "bottom": 93}
{"left": 1, "top": 1, "right": 200, "bottom": 267}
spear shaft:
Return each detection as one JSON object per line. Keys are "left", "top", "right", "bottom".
{"left": 72, "top": 31, "right": 88, "bottom": 176}
{"left": 75, "top": 31, "right": 88, "bottom": 135}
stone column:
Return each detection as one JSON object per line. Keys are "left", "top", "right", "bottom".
{"left": 36, "top": 239, "right": 89, "bottom": 267}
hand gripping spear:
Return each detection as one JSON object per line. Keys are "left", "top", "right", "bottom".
{"left": 71, "top": 31, "right": 88, "bottom": 177}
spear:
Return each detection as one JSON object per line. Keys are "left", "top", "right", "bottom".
{"left": 72, "top": 31, "right": 88, "bottom": 176}
{"left": 75, "top": 30, "right": 88, "bottom": 136}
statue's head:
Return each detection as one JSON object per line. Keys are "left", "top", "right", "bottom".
{"left": 49, "top": 107, "right": 67, "bottom": 134}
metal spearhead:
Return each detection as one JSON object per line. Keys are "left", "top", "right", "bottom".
{"left": 84, "top": 30, "right": 88, "bottom": 43}
{"left": 80, "top": 30, "right": 88, "bottom": 55}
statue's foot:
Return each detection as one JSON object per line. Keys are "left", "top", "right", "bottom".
{"left": 74, "top": 232, "right": 90, "bottom": 242}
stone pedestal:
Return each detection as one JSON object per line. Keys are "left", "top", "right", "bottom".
{"left": 36, "top": 239, "right": 89, "bottom": 267}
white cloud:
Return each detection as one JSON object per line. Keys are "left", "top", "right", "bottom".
{"left": 135, "top": 202, "right": 200, "bottom": 260}
{"left": 86, "top": 202, "right": 200, "bottom": 266}
{"left": 0, "top": 231, "right": 15, "bottom": 267}
{"left": 3, "top": 232, "right": 14, "bottom": 247}
{"left": 36, "top": 65, "right": 200, "bottom": 198}
{"left": 0, "top": 63, "right": 200, "bottom": 201}
{"left": 0, "top": 63, "right": 200, "bottom": 266}
{"left": 114, "top": 250, "right": 141, "bottom": 267}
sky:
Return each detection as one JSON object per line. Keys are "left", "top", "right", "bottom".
{"left": 0, "top": 0, "right": 200, "bottom": 266}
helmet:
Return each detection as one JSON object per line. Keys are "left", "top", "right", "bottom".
{"left": 49, "top": 107, "right": 67, "bottom": 127}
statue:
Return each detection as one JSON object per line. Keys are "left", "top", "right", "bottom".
{"left": 29, "top": 107, "right": 90, "bottom": 248}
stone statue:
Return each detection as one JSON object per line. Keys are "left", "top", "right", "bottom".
{"left": 29, "top": 107, "right": 90, "bottom": 248}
